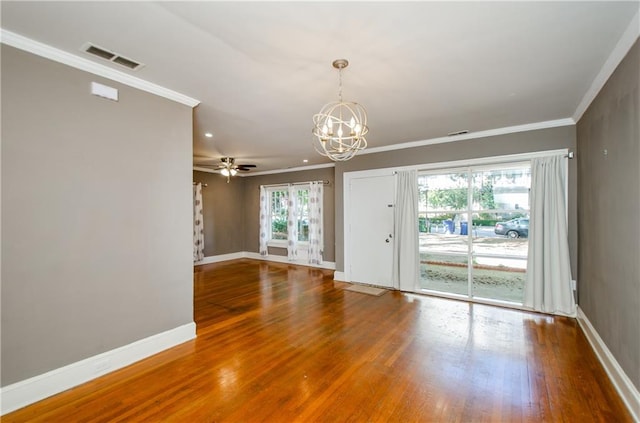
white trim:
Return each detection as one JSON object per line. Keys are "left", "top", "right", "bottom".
{"left": 194, "top": 252, "right": 245, "bottom": 265}
{"left": 0, "top": 29, "right": 200, "bottom": 108}
{"left": 344, "top": 149, "right": 568, "bottom": 179}
{"left": 247, "top": 163, "right": 335, "bottom": 177}
{"left": 194, "top": 252, "right": 336, "bottom": 270}
{"left": 193, "top": 166, "right": 219, "bottom": 174}
{"left": 243, "top": 251, "right": 336, "bottom": 270}
{"left": 360, "top": 119, "right": 574, "bottom": 156}
{"left": 333, "top": 271, "right": 347, "bottom": 282}
{"left": 577, "top": 307, "right": 640, "bottom": 421}
{"left": 0, "top": 322, "right": 196, "bottom": 416}
{"left": 267, "top": 240, "right": 289, "bottom": 248}
{"left": 194, "top": 162, "right": 335, "bottom": 177}
{"left": 416, "top": 150, "right": 554, "bottom": 172}
{"left": 573, "top": 10, "right": 640, "bottom": 122}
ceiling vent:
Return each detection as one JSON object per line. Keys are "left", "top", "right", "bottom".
{"left": 447, "top": 130, "right": 469, "bottom": 136}
{"left": 81, "top": 43, "right": 144, "bottom": 71}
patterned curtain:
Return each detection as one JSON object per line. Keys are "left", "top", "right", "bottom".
{"left": 259, "top": 186, "right": 269, "bottom": 256}
{"left": 308, "top": 181, "right": 324, "bottom": 265}
{"left": 193, "top": 183, "right": 204, "bottom": 262}
{"left": 287, "top": 184, "right": 298, "bottom": 260}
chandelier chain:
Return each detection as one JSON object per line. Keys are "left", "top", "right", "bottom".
{"left": 338, "top": 67, "right": 343, "bottom": 103}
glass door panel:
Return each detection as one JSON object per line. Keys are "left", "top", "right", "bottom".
{"left": 471, "top": 167, "right": 531, "bottom": 212}
{"left": 419, "top": 173, "right": 470, "bottom": 296}
{"left": 472, "top": 258, "right": 527, "bottom": 302}
{"left": 421, "top": 253, "right": 469, "bottom": 296}
{"left": 418, "top": 163, "right": 531, "bottom": 305}
{"left": 470, "top": 166, "right": 530, "bottom": 304}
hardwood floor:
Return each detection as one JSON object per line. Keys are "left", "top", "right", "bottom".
{"left": 4, "top": 259, "right": 632, "bottom": 422}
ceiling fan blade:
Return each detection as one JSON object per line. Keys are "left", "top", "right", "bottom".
{"left": 195, "top": 163, "right": 225, "bottom": 169}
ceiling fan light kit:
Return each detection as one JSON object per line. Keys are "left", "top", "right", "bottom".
{"left": 196, "top": 157, "right": 256, "bottom": 183}
{"left": 312, "top": 59, "right": 368, "bottom": 162}
{"left": 220, "top": 168, "right": 237, "bottom": 177}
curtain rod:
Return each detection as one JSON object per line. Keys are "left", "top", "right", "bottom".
{"left": 193, "top": 182, "right": 208, "bottom": 187}
{"left": 260, "top": 180, "right": 330, "bottom": 189}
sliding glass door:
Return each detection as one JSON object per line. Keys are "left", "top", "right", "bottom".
{"left": 418, "top": 163, "right": 531, "bottom": 304}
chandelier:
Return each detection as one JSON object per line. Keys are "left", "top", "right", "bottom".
{"left": 312, "top": 59, "right": 368, "bottom": 161}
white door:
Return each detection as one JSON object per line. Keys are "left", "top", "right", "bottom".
{"left": 349, "top": 174, "right": 395, "bottom": 288}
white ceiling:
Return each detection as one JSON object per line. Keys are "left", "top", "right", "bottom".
{"left": 2, "top": 2, "right": 638, "bottom": 173}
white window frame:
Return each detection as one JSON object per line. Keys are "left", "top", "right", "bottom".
{"left": 265, "top": 185, "right": 311, "bottom": 248}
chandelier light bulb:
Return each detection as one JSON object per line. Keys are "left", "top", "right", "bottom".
{"left": 221, "top": 168, "right": 230, "bottom": 177}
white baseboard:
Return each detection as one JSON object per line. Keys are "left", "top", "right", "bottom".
{"left": 194, "top": 252, "right": 245, "bottom": 265}
{"left": 243, "top": 252, "right": 336, "bottom": 270}
{"left": 577, "top": 306, "right": 640, "bottom": 421}
{"left": 333, "top": 271, "right": 347, "bottom": 282}
{"left": 0, "top": 322, "right": 196, "bottom": 416}
{"left": 198, "top": 251, "right": 336, "bottom": 270}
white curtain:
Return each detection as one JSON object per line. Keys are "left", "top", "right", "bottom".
{"left": 287, "top": 184, "right": 298, "bottom": 260}
{"left": 259, "top": 186, "right": 269, "bottom": 256}
{"left": 524, "top": 155, "right": 576, "bottom": 316}
{"left": 392, "top": 170, "right": 419, "bottom": 291}
{"left": 308, "top": 181, "right": 324, "bottom": 265}
{"left": 193, "top": 182, "right": 205, "bottom": 262}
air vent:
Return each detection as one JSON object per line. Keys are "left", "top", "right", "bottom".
{"left": 85, "top": 45, "right": 115, "bottom": 60}
{"left": 447, "top": 130, "right": 469, "bottom": 136}
{"left": 112, "top": 55, "right": 140, "bottom": 70}
{"left": 81, "top": 43, "right": 145, "bottom": 71}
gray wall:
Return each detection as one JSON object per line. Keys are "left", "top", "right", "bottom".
{"left": 243, "top": 167, "right": 335, "bottom": 261}
{"left": 193, "top": 170, "right": 245, "bottom": 257}
{"left": 576, "top": 39, "right": 639, "bottom": 390}
{"left": 1, "top": 46, "right": 194, "bottom": 385}
{"left": 334, "top": 125, "right": 578, "bottom": 272}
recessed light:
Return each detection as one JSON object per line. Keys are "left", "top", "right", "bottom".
{"left": 303, "top": 159, "right": 309, "bottom": 163}
{"left": 204, "top": 132, "right": 213, "bottom": 138}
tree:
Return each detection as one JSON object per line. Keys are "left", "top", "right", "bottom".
{"left": 426, "top": 173, "right": 468, "bottom": 211}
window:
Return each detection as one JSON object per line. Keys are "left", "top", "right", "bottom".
{"left": 418, "top": 163, "right": 532, "bottom": 304}
{"left": 268, "top": 189, "right": 288, "bottom": 241}
{"left": 265, "top": 186, "right": 310, "bottom": 245}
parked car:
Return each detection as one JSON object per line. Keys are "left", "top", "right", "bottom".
{"left": 494, "top": 218, "right": 529, "bottom": 238}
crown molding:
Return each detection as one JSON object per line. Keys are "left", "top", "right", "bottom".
{"left": 247, "top": 162, "right": 335, "bottom": 177}
{"left": 573, "top": 10, "right": 640, "bottom": 122}
{"left": 0, "top": 29, "right": 200, "bottom": 108}
{"left": 361, "top": 118, "right": 575, "bottom": 156}
{"left": 193, "top": 166, "right": 220, "bottom": 174}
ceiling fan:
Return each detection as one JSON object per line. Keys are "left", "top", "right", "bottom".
{"left": 198, "top": 157, "right": 256, "bottom": 183}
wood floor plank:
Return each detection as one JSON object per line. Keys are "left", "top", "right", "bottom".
{"left": 3, "top": 259, "right": 633, "bottom": 422}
